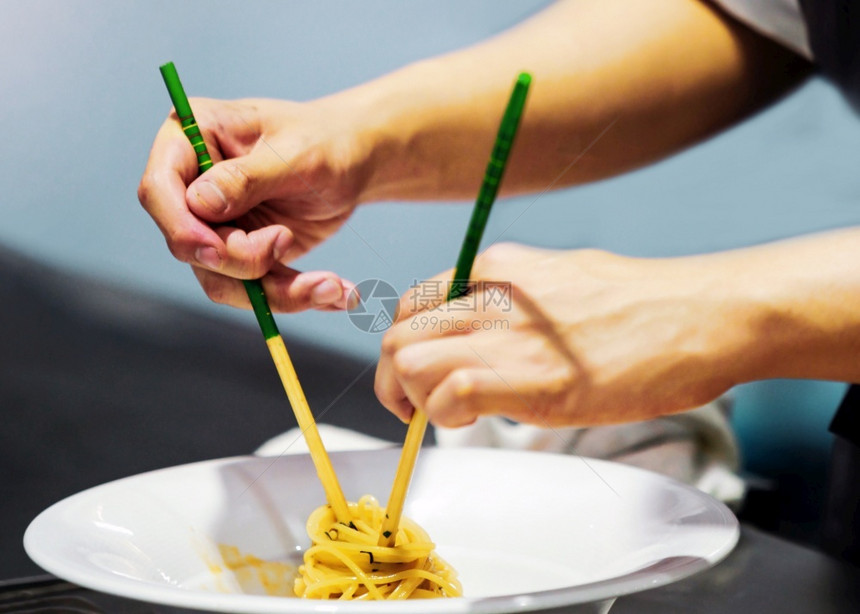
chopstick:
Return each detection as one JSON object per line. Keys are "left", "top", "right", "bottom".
{"left": 158, "top": 62, "right": 351, "bottom": 524}
{"left": 377, "top": 73, "right": 532, "bottom": 547}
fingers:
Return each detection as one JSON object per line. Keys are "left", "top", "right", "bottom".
{"left": 377, "top": 262, "right": 521, "bottom": 422}
{"left": 139, "top": 114, "right": 226, "bottom": 266}
{"left": 265, "top": 268, "right": 357, "bottom": 312}
{"left": 424, "top": 368, "right": 521, "bottom": 428}
{"left": 375, "top": 335, "right": 480, "bottom": 422}
{"left": 140, "top": 100, "right": 293, "bottom": 273}
{"left": 375, "top": 306, "right": 512, "bottom": 422}
{"left": 208, "top": 224, "right": 294, "bottom": 279}
{"left": 376, "top": 303, "right": 491, "bottom": 419}
{"left": 375, "top": 331, "right": 554, "bottom": 428}
{"left": 186, "top": 146, "right": 287, "bottom": 224}
{"left": 192, "top": 265, "right": 357, "bottom": 313}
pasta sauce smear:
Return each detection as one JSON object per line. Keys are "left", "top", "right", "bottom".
{"left": 295, "top": 495, "right": 462, "bottom": 600}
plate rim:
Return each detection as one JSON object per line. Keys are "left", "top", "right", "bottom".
{"left": 24, "top": 448, "right": 740, "bottom": 613}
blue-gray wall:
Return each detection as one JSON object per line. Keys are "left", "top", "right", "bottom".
{"left": 3, "top": 1, "right": 859, "bottom": 470}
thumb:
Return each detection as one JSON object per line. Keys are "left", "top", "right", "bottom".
{"left": 186, "top": 150, "right": 284, "bottom": 222}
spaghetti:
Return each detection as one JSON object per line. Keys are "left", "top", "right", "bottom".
{"left": 295, "top": 495, "right": 462, "bottom": 600}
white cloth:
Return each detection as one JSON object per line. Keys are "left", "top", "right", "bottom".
{"left": 434, "top": 397, "right": 745, "bottom": 507}
{"left": 711, "top": 0, "right": 811, "bottom": 59}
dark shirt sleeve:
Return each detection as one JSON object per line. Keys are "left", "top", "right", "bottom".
{"left": 800, "top": 1, "right": 860, "bottom": 438}
{"left": 800, "top": 0, "right": 860, "bottom": 110}
{"left": 830, "top": 384, "right": 860, "bottom": 446}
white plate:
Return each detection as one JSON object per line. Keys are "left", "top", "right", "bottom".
{"left": 25, "top": 448, "right": 738, "bottom": 613}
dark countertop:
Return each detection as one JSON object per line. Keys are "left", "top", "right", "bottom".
{"left": 614, "top": 525, "right": 860, "bottom": 613}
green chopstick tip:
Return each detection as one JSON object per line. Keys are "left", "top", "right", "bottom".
{"left": 159, "top": 61, "right": 195, "bottom": 123}
{"left": 447, "top": 73, "right": 531, "bottom": 296}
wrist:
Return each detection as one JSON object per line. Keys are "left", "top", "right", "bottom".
{"left": 313, "top": 67, "right": 430, "bottom": 206}
{"left": 707, "top": 231, "right": 860, "bottom": 384}
{"left": 317, "top": 57, "right": 507, "bottom": 205}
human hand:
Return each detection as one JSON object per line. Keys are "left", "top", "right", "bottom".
{"left": 138, "top": 97, "right": 371, "bottom": 312}
{"left": 375, "top": 243, "right": 752, "bottom": 428}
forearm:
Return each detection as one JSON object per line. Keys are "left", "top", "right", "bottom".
{"left": 707, "top": 228, "right": 860, "bottom": 385}
{"left": 321, "top": 0, "right": 809, "bottom": 203}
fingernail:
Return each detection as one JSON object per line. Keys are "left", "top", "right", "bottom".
{"left": 195, "top": 246, "right": 222, "bottom": 270}
{"left": 400, "top": 406, "right": 415, "bottom": 425}
{"left": 191, "top": 181, "right": 228, "bottom": 214}
{"left": 346, "top": 288, "right": 360, "bottom": 310}
{"left": 311, "top": 279, "right": 342, "bottom": 306}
